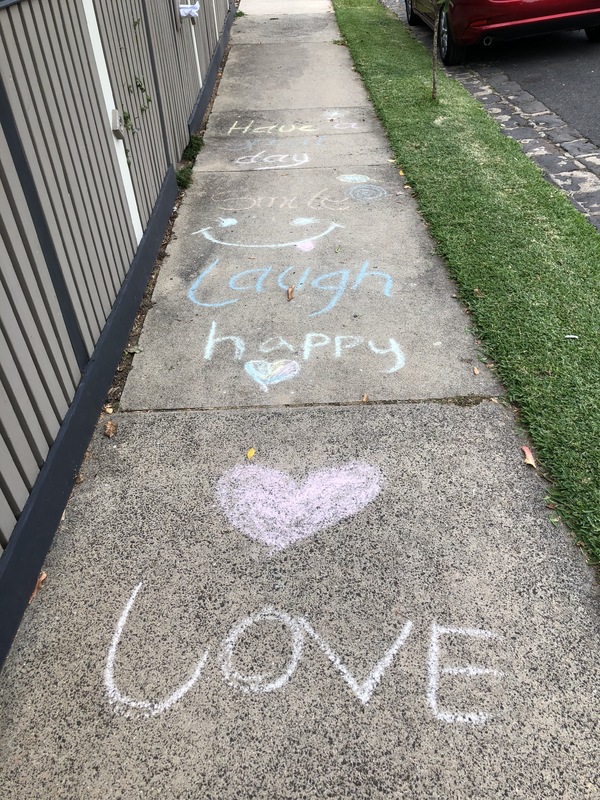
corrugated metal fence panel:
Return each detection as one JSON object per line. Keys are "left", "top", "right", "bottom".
{"left": 0, "top": 0, "right": 138, "bottom": 354}
{"left": 0, "top": 130, "right": 79, "bottom": 549}
{"left": 203, "top": 0, "right": 219, "bottom": 54}
{"left": 146, "top": 4, "right": 202, "bottom": 166}
{"left": 94, "top": 0, "right": 169, "bottom": 226}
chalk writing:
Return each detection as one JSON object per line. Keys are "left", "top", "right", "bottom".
{"left": 202, "top": 322, "right": 406, "bottom": 374}
{"left": 227, "top": 120, "right": 318, "bottom": 136}
{"left": 217, "top": 462, "right": 383, "bottom": 552}
{"left": 211, "top": 189, "right": 352, "bottom": 212}
{"left": 244, "top": 359, "right": 300, "bottom": 391}
{"left": 191, "top": 222, "right": 343, "bottom": 252}
{"left": 188, "top": 258, "right": 394, "bottom": 316}
{"left": 427, "top": 624, "right": 504, "bottom": 725}
{"left": 104, "top": 582, "right": 209, "bottom": 718}
{"left": 234, "top": 151, "right": 310, "bottom": 170}
{"left": 105, "top": 585, "right": 504, "bottom": 722}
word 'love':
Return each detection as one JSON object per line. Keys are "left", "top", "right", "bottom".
{"left": 105, "top": 585, "right": 503, "bottom": 724}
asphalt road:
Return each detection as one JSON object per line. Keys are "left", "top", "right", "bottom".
{"left": 468, "top": 30, "right": 600, "bottom": 147}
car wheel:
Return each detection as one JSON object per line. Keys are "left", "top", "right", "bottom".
{"left": 585, "top": 25, "right": 600, "bottom": 42}
{"left": 438, "top": 10, "right": 467, "bottom": 66}
{"left": 405, "top": 0, "right": 419, "bottom": 25}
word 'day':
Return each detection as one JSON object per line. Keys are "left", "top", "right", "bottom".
{"left": 105, "top": 584, "right": 504, "bottom": 724}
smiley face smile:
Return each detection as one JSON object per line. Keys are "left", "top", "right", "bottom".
{"left": 191, "top": 217, "right": 344, "bottom": 251}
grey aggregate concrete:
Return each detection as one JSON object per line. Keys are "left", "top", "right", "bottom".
{"left": 1, "top": 405, "right": 599, "bottom": 799}
{"left": 1, "top": 2, "right": 599, "bottom": 798}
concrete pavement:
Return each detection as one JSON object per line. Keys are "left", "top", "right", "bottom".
{"left": 1, "top": 1, "right": 599, "bottom": 797}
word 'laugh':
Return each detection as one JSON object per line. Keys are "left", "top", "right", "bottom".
{"left": 189, "top": 257, "right": 394, "bottom": 316}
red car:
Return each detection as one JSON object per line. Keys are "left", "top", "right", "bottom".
{"left": 405, "top": 0, "right": 600, "bottom": 64}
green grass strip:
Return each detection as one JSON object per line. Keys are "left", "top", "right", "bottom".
{"left": 333, "top": 0, "right": 600, "bottom": 562}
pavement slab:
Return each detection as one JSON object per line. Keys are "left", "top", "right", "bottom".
{"left": 1, "top": 404, "right": 599, "bottom": 798}
{"left": 120, "top": 166, "right": 496, "bottom": 409}
{"left": 214, "top": 42, "right": 369, "bottom": 111}
{"left": 232, "top": 12, "right": 339, "bottom": 44}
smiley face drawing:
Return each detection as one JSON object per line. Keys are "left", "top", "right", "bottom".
{"left": 191, "top": 217, "right": 344, "bottom": 252}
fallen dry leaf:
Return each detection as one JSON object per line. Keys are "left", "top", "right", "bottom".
{"left": 104, "top": 420, "right": 118, "bottom": 439}
{"left": 398, "top": 169, "right": 405, "bottom": 176}
{"left": 473, "top": 367, "right": 480, "bottom": 375}
{"left": 287, "top": 286, "right": 294, "bottom": 301}
{"left": 521, "top": 446, "right": 537, "bottom": 468}
{"left": 473, "top": 287, "right": 484, "bottom": 297}
{"left": 103, "top": 404, "right": 114, "bottom": 414}
{"left": 246, "top": 447, "right": 256, "bottom": 460}
{"left": 362, "top": 394, "right": 369, "bottom": 403}
{"left": 29, "top": 571, "right": 47, "bottom": 605}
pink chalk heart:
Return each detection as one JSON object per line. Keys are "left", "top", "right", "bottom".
{"left": 217, "top": 462, "right": 383, "bottom": 552}
{"left": 296, "top": 240, "right": 315, "bottom": 252}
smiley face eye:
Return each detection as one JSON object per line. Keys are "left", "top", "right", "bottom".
{"left": 292, "top": 217, "right": 319, "bottom": 226}
{"left": 219, "top": 218, "right": 238, "bottom": 227}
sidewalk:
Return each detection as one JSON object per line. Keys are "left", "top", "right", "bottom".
{"left": 1, "top": 1, "right": 598, "bottom": 797}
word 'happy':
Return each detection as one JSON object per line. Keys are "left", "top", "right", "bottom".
{"left": 105, "top": 585, "right": 504, "bottom": 724}
{"left": 203, "top": 322, "right": 405, "bottom": 374}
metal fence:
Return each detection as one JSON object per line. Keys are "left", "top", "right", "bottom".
{"left": 0, "top": 0, "right": 233, "bottom": 659}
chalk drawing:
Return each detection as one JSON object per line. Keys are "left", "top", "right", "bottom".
{"left": 217, "top": 462, "right": 383, "bottom": 552}
{"left": 104, "top": 582, "right": 209, "bottom": 719}
{"left": 349, "top": 185, "right": 388, "bottom": 203}
{"left": 106, "top": 591, "right": 504, "bottom": 721}
{"left": 427, "top": 623, "right": 504, "bottom": 725}
{"left": 234, "top": 151, "right": 310, "bottom": 170}
{"left": 338, "top": 174, "right": 370, "bottom": 183}
{"left": 212, "top": 189, "right": 351, "bottom": 213}
{"left": 244, "top": 359, "right": 300, "bottom": 391}
{"left": 201, "top": 322, "right": 406, "bottom": 374}
{"left": 324, "top": 110, "right": 361, "bottom": 130}
{"left": 188, "top": 258, "right": 394, "bottom": 317}
{"left": 191, "top": 221, "right": 343, "bottom": 250}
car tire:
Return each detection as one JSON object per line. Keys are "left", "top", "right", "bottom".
{"left": 405, "top": 0, "right": 419, "bottom": 25}
{"left": 438, "top": 10, "right": 467, "bottom": 66}
{"left": 585, "top": 25, "right": 600, "bottom": 42}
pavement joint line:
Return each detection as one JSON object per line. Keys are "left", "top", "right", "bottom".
{"left": 383, "top": 0, "right": 600, "bottom": 232}
{"left": 114, "top": 395, "right": 502, "bottom": 414}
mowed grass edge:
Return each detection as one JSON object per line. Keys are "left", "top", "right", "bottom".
{"left": 333, "top": 0, "right": 600, "bottom": 562}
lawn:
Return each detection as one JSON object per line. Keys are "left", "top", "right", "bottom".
{"left": 333, "top": 0, "right": 600, "bottom": 562}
